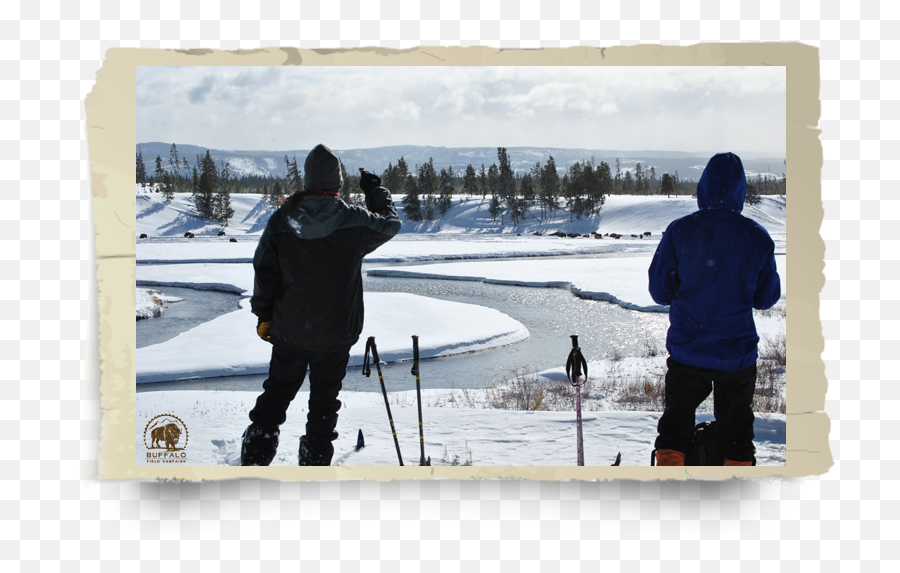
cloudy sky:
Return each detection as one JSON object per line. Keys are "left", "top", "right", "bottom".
{"left": 137, "top": 66, "right": 786, "bottom": 155}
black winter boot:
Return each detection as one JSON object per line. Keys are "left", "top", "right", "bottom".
{"left": 298, "top": 432, "right": 337, "bottom": 466}
{"left": 240, "top": 423, "right": 280, "bottom": 466}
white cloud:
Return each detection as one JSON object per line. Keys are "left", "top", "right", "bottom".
{"left": 367, "top": 100, "right": 422, "bottom": 121}
{"left": 599, "top": 103, "right": 619, "bottom": 115}
{"left": 137, "top": 66, "right": 785, "bottom": 154}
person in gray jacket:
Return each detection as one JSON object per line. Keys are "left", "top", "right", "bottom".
{"left": 241, "top": 144, "right": 401, "bottom": 466}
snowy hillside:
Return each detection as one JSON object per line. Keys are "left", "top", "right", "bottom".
{"left": 136, "top": 188, "right": 787, "bottom": 242}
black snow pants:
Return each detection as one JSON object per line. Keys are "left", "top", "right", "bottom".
{"left": 248, "top": 344, "right": 350, "bottom": 466}
{"left": 655, "top": 357, "right": 757, "bottom": 463}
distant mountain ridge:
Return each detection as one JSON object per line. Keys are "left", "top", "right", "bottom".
{"left": 136, "top": 142, "right": 786, "bottom": 181}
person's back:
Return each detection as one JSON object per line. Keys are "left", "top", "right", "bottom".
{"left": 648, "top": 152, "right": 780, "bottom": 467}
{"left": 252, "top": 189, "right": 399, "bottom": 350}
{"left": 648, "top": 152, "right": 781, "bottom": 370}
{"left": 241, "top": 144, "right": 401, "bottom": 466}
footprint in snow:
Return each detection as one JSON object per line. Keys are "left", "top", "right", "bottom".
{"left": 211, "top": 438, "right": 241, "bottom": 466}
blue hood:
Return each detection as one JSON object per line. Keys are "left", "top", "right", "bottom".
{"left": 696, "top": 152, "right": 746, "bottom": 212}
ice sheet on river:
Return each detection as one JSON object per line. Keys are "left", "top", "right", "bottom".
{"left": 136, "top": 291, "right": 529, "bottom": 384}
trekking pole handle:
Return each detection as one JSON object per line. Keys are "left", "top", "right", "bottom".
{"left": 368, "top": 336, "right": 381, "bottom": 365}
{"left": 411, "top": 335, "right": 420, "bottom": 376}
{"left": 565, "top": 334, "right": 588, "bottom": 387}
{"left": 363, "top": 337, "right": 373, "bottom": 377}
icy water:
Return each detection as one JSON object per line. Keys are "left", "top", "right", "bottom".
{"left": 136, "top": 285, "right": 243, "bottom": 349}
{"left": 136, "top": 258, "right": 670, "bottom": 394}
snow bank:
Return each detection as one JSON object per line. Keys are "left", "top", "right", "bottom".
{"left": 135, "top": 288, "right": 184, "bottom": 319}
{"left": 135, "top": 234, "right": 655, "bottom": 265}
{"left": 136, "top": 293, "right": 529, "bottom": 384}
{"left": 369, "top": 255, "right": 787, "bottom": 312}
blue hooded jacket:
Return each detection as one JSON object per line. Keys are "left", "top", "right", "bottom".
{"left": 647, "top": 153, "right": 781, "bottom": 371}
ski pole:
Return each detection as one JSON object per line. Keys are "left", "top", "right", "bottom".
{"left": 565, "top": 334, "right": 588, "bottom": 467}
{"left": 411, "top": 335, "right": 431, "bottom": 466}
{"left": 363, "top": 336, "right": 404, "bottom": 466}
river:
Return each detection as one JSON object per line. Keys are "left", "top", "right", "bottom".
{"left": 136, "top": 256, "right": 669, "bottom": 394}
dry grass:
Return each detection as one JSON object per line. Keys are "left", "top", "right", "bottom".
{"left": 760, "top": 333, "right": 787, "bottom": 366}
{"left": 754, "top": 301, "right": 787, "bottom": 320}
{"left": 439, "top": 441, "right": 473, "bottom": 466}
{"left": 477, "top": 367, "right": 670, "bottom": 413}
{"left": 472, "top": 343, "right": 784, "bottom": 415}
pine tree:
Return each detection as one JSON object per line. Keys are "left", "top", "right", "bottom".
{"left": 634, "top": 163, "right": 644, "bottom": 195}
{"left": 211, "top": 161, "right": 235, "bottom": 224}
{"left": 284, "top": 155, "right": 302, "bottom": 195}
{"left": 593, "top": 161, "right": 610, "bottom": 214}
{"left": 661, "top": 173, "right": 675, "bottom": 197}
{"left": 530, "top": 162, "right": 544, "bottom": 219}
{"left": 423, "top": 194, "right": 436, "bottom": 221}
{"left": 520, "top": 172, "right": 535, "bottom": 212}
{"left": 614, "top": 157, "right": 622, "bottom": 195}
{"left": 191, "top": 166, "right": 199, "bottom": 200}
{"left": 401, "top": 175, "right": 422, "bottom": 221}
{"left": 136, "top": 149, "right": 147, "bottom": 190}
{"left": 155, "top": 155, "right": 174, "bottom": 201}
{"left": 478, "top": 164, "right": 487, "bottom": 198}
{"left": 745, "top": 174, "right": 762, "bottom": 206}
{"left": 462, "top": 164, "right": 478, "bottom": 196}
{"left": 623, "top": 170, "right": 634, "bottom": 194}
{"left": 540, "top": 156, "right": 560, "bottom": 213}
{"left": 396, "top": 156, "right": 409, "bottom": 194}
{"left": 487, "top": 163, "right": 499, "bottom": 201}
{"left": 168, "top": 143, "right": 180, "bottom": 194}
{"left": 339, "top": 160, "right": 355, "bottom": 204}
{"left": 438, "top": 167, "right": 454, "bottom": 217}
{"left": 497, "top": 147, "right": 519, "bottom": 224}
{"left": 381, "top": 162, "right": 397, "bottom": 193}
{"left": 269, "top": 179, "right": 284, "bottom": 208}
{"left": 196, "top": 150, "right": 217, "bottom": 218}
{"left": 564, "top": 161, "right": 583, "bottom": 219}
{"left": 488, "top": 194, "right": 502, "bottom": 221}
{"left": 416, "top": 159, "right": 438, "bottom": 215}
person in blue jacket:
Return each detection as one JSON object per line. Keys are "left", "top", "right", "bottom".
{"left": 648, "top": 152, "right": 781, "bottom": 467}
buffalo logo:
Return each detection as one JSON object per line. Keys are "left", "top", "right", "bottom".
{"left": 143, "top": 414, "right": 189, "bottom": 464}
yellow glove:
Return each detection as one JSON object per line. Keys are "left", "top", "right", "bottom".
{"left": 257, "top": 320, "right": 273, "bottom": 343}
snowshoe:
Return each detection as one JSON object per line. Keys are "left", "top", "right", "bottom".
{"left": 240, "top": 423, "right": 280, "bottom": 466}
{"left": 650, "top": 421, "right": 756, "bottom": 466}
{"left": 298, "top": 432, "right": 338, "bottom": 466}
{"left": 684, "top": 421, "right": 722, "bottom": 466}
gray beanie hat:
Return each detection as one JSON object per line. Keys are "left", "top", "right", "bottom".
{"left": 303, "top": 144, "right": 344, "bottom": 192}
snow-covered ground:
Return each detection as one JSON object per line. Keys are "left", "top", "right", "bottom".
{"left": 135, "top": 288, "right": 184, "bottom": 319}
{"left": 137, "top": 388, "right": 786, "bottom": 467}
{"left": 135, "top": 190, "right": 788, "bottom": 467}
